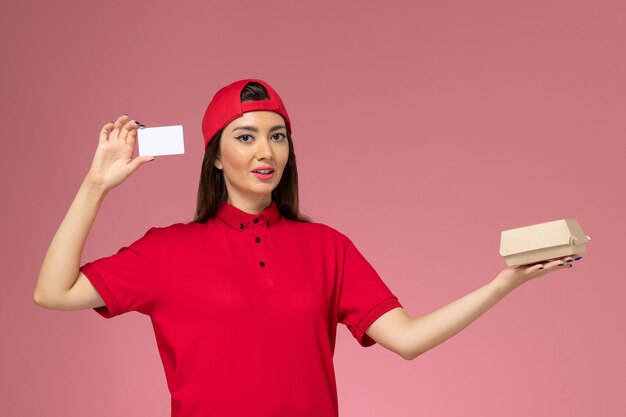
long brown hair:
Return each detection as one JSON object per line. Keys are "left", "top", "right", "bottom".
{"left": 192, "top": 82, "right": 313, "bottom": 224}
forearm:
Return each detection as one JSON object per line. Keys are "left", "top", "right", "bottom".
{"left": 404, "top": 275, "right": 520, "bottom": 359}
{"left": 34, "top": 179, "right": 107, "bottom": 301}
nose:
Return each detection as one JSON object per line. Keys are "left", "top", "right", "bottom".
{"left": 255, "top": 136, "right": 274, "bottom": 160}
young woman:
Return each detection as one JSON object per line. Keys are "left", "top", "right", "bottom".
{"left": 34, "top": 78, "right": 581, "bottom": 417}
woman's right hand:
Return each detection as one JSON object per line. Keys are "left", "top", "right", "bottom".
{"left": 84, "top": 114, "right": 154, "bottom": 193}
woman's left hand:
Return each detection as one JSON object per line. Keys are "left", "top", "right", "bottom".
{"left": 494, "top": 255, "right": 583, "bottom": 291}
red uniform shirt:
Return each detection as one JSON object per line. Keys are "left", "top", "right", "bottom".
{"left": 80, "top": 200, "right": 402, "bottom": 417}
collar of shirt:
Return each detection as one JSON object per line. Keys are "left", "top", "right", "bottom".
{"left": 216, "top": 200, "right": 281, "bottom": 231}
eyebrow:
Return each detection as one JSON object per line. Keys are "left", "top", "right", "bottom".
{"left": 232, "top": 125, "right": 287, "bottom": 133}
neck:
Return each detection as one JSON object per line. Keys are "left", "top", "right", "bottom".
{"left": 227, "top": 195, "right": 272, "bottom": 215}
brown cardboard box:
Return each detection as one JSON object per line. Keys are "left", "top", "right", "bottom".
{"left": 500, "top": 219, "right": 590, "bottom": 267}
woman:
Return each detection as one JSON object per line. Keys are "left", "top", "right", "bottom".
{"left": 34, "top": 78, "right": 581, "bottom": 417}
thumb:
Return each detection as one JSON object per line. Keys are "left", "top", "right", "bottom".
{"left": 128, "top": 155, "right": 155, "bottom": 173}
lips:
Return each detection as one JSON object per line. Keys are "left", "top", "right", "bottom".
{"left": 251, "top": 166, "right": 275, "bottom": 174}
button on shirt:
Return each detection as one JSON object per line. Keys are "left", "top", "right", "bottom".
{"left": 79, "top": 200, "right": 403, "bottom": 417}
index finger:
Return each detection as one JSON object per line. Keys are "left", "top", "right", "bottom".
{"left": 126, "top": 124, "right": 139, "bottom": 148}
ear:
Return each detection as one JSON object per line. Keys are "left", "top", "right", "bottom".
{"left": 214, "top": 157, "right": 222, "bottom": 170}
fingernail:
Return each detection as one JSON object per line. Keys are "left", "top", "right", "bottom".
{"left": 123, "top": 113, "right": 129, "bottom": 116}
{"left": 135, "top": 121, "right": 141, "bottom": 125}
{"left": 538, "top": 266, "right": 544, "bottom": 270}
{"left": 558, "top": 263, "right": 564, "bottom": 266}
{"left": 566, "top": 259, "right": 573, "bottom": 262}
{"left": 575, "top": 256, "right": 582, "bottom": 260}
{"left": 568, "top": 264, "right": 573, "bottom": 268}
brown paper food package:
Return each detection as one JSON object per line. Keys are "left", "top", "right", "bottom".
{"left": 500, "top": 219, "right": 590, "bottom": 267}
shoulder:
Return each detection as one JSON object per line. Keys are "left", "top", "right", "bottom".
{"left": 281, "top": 218, "right": 350, "bottom": 245}
{"left": 143, "top": 221, "right": 206, "bottom": 240}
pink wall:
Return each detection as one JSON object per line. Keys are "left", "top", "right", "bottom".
{"left": 2, "top": 0, "right": 624, "bottom": 416}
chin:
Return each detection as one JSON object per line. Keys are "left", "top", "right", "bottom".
{"left": 246, "top": 183, "right": 276, "bottom": 192}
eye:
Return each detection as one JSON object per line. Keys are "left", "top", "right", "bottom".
{"left": 272, "top": 133, "right": 286, "bottom": 141}
{"left": 235, "top": 135, "right": 253, "bottom": 143}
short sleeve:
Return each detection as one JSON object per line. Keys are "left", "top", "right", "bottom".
{"left": 337, "top": 235, "right": 402, "bottom": 347}
{"left": 79, "top": 227, "right": 165, "bottom": 319}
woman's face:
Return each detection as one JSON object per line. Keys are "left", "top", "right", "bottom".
{"left": 215, "top": 110, "right": 289, "bottom": 208}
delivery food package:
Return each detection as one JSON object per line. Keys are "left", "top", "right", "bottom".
{"left": 500, "top": 219, "right": 590, "bottom": 267}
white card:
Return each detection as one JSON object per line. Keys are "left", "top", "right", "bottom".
{"left": 137, "top": 125, "right": 185, "bottom": 157}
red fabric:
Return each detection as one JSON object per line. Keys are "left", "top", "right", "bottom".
{"left": 80, "top": 200, "right": 402, "bottom": 417}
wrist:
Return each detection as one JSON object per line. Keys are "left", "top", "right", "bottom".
{"left": 80, "top": 177, "right": 109, "bottom": 199}
{"left": 491, "top": 272, "right": 524, "bottom": 296}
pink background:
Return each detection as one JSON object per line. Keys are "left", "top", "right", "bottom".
{"left": 2, "top": 0, "right": 625, "bottom": 416}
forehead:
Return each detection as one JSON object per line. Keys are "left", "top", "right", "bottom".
{"left": 224, "top": 111, "right": 286, "bottom": 132}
